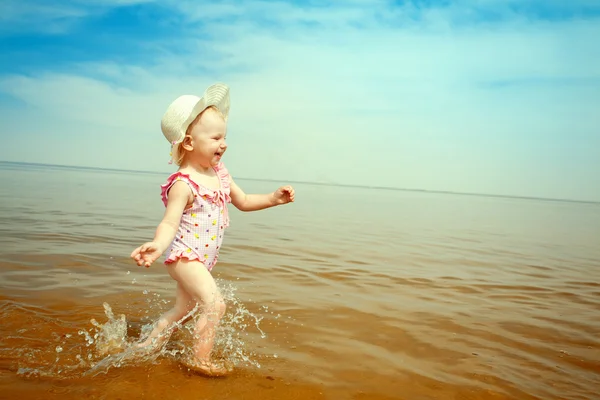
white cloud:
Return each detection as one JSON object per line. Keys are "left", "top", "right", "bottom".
{"left": 1, "top": 1, "right": 599, "bottom": 201}
{"left": 0, "top": 2, "right": 84, "bottom": 34}
{"left": 0, "top": 0, "right": 157, "bottom": 34}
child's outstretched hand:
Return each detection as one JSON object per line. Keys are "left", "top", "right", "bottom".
{"left": 273, "top": 185, "right": 295, "bottom": 205}
{"left": 130, "top": 242, "right": 163, "bottom": 268}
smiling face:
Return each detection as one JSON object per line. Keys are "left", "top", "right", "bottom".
{"left": 180, "top": 106, "right": 228, "bottom": 169}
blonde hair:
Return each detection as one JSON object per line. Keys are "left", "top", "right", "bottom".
{"left": 174, "top": 106, "right": 225, "bottom": 166}
{"left": 173, "top": 142, "right": 186, "bottom": 167}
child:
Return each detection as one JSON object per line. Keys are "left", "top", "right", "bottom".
{"left": 130, "top": 82, "right": 295, "bottom": 376}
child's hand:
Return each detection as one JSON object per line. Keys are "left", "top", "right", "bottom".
{"left": 130, "top": 242, "right": 163, "bottom": 268}
{"left": 273, "top": 185, "right": 295, "bottom": 205}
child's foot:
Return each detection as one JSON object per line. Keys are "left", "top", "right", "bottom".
{"left": 180, "top": 357, "right": 231, "bottom": 377}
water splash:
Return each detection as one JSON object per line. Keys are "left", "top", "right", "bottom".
{"left": 211, "top": 279, "right": 266, "bottom": 369}
{"left": 89, "top": 303, "right": 128, "bottom": 357}
{"left": 15, "top": 278, "right": 271, "bottom": 379}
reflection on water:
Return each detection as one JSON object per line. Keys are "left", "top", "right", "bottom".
{"left": 1, "top": 161, "right": 599, "bottom": 399}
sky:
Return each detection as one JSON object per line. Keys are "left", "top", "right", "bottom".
{"left": 0, "top": 0, "right": 599, "bottom": 202}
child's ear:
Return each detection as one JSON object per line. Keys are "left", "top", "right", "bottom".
{"left": 181, "top": 135, "right": 193, "bottom": 151}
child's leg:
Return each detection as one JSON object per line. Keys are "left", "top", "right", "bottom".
{"left": 167, "top": 259, "right": 226, "bottom": 364}
{"left": 137, "top": 282, "right": 196, "bottom": 349}
{"left": 188, "top": 290, "right": 226, "bottom": 362}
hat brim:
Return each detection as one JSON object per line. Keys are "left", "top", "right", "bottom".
{"left": 191, "top": 83, "right": 230, "bottom": 124}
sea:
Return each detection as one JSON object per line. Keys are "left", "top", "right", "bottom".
{"left": 0, "top": 161, "right": 599, "bottom": 400}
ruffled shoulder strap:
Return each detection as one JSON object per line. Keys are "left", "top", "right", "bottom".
{"left": 214, "top": 162, "right": 231, "bottom": 193}
{"left": 160, "top": 172, "right": 199, "bottom": 207}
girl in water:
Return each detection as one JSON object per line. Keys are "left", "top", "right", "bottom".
{"left": 130, "top": 83, "right": 295, "bottom": 376}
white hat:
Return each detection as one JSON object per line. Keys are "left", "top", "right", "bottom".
{"left": 160, "top": 82, "right": 230, "bottom": 165}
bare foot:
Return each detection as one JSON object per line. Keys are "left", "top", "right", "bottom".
{"left": 180, "top": 357, "right": 231, "bottom": 377}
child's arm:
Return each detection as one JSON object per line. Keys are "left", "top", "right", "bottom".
{"left": 230, "top": 177, "right": 295, "bottom": 212}
{"left": 131, "top": 181, "right": 192, "bottom": 267}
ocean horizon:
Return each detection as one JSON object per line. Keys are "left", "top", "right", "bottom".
{"left": 1, "top": 160, "right": 597, "bottom": 206}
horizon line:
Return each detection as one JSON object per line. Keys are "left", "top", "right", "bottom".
{"left": 1, "top": 160, "right": 598, "bottom": 206}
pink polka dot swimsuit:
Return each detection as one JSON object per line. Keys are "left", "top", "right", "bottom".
{"left": 160, "top": 162, "right": 231, "bottom": 271}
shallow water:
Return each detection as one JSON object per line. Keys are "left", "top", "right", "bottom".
{"left": 1, "top": 161, "right": 599, "bottom": 399}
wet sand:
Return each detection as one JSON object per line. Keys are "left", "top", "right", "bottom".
{"left": 0, "top": 161, "right": 599, "bottom": 399}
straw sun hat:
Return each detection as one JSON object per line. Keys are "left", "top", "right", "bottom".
{"left": 160, "top": 82, "right": 230, "bottom": 165}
